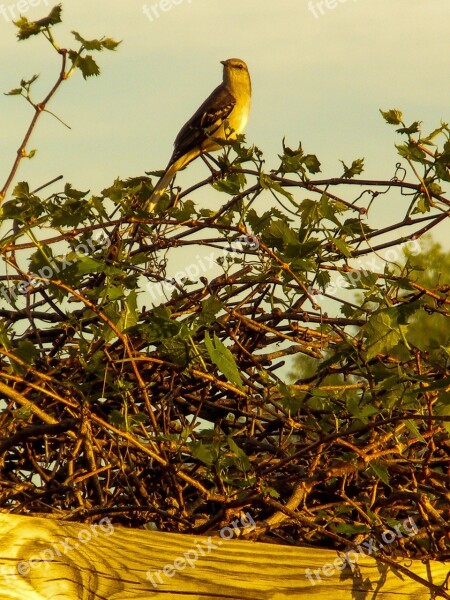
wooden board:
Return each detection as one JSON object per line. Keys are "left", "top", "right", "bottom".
{"left": 0, "top": 513, "right": 449, "bottom": 599}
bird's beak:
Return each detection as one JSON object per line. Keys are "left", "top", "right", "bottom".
{"left": 220, "top": 60, "right": 226, "bottom": 66}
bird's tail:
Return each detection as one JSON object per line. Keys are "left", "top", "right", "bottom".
{"left": 144, "top": 162, "right": 179, "bottom": 213}
{"left": 144, "top": 151, "right": 197, "bottom": 213}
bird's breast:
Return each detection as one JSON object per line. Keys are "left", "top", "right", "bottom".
{"left": 228, "top": 102, "right": 250, "bottom": 136}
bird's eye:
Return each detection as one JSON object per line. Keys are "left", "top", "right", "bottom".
{"left": 236, "top": 64, "right": 243, "bottom": 69}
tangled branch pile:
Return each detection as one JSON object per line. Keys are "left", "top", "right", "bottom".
{"left": 1, "top": 6, "right": 450, "bottom": 573}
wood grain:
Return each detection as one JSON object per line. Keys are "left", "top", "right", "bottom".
{"left": 0, "top": 513, "right": 448, "bottom": 599}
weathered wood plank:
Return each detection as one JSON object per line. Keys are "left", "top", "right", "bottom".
{"left": 0, "top": 513, "right": 448, "bottom": 599}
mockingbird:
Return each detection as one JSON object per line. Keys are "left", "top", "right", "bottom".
{"left": 146, "top": 58, "right": 252, "bottom": 211}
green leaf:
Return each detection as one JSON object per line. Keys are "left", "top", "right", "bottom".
{"left": 14, "top": 340, "right": 39, "bottom": 366}
{"left": 227, "top": 436, "right": 250, "bottom": 472}
{"left": 434, "top": 393, "right": 450, "bottom": 436}
{"left": 278, "top": 140, "right": 321, "bottom": 176}
{"left": 435, "top": 162, "right": 450, "bottom": 183}
{"left": 204, "top": 332, "right": 243, "bottom": 390}
{"left": 392, "top": 301, "right": 422, "bottom": 325}
{"left": 368, "top": 461, "right": 390, "bottom": 486}
{"left": 14, "top": 4, "right": 62, "bottom": 40}
{"left": 247, "top": 209, "right": 279, "bottom": 234}
{"left": 346, "top": 396, "right": 379, "bottom": 423}
{"left": 340, "top": 158, "right": 364, "bottom": 179}
{"left": 404, "top": 419, "right": 426, "bottom": 444}
{"left": 298, "top": 198, "right": 321, "bottom": 225}
{"left": 35, "top": 4, "right": 62, "bottom": 27}
{"left": 64, "top": 183, "right": 89, "bottom": 199}
{"left": 316, "top": 270, "right": 331, "bottom": 292}
{"left": 173, "top": 199, "right": 196, "bottom": 221}
{"left": 396, "top": 143, "right": 427, "bottom": 163}
{"left": 332, "top": 238, "right": 353, "bottom": 258}
{"left": 103, "top": 284, "right": 125, "bottom": 301}
{"left": 101, "top": 37, "right": 121, "bottom": 51}
{"left": 416, "top": 376, "right": 450, "bottom": 393}
{"left": 363, "top": 303, "right": 417, "bottom": 357}
{"left": 364, "top": 311, "right": 402, "bottom": 360}
{"left": 5, "top": 88, "right": 23, "bottom": 96}
{"left": 189, "top": 441, "right": 214, "bottom": 466}
{"left": 109, "top": 409, "right": 148, "bottom": 432}
{"left": 72, "top": 31, "right": 103, "bottom": 51}
{"left": 319, "top": 194, "right": 347, "bottom": 226}
{"left": 334, "top": 523, "right": 370, "bottom": 535}
{"left": 425, "top": 181, "right": 443, "bottom": 196}
{"left": 29, "top": 248, "right": 55, "bottom": 278}
{"left": 70, "top": 35, "right": 120, "bottom": 53}
{"left": 420, "top": 125, "right": 447, "bottom": 145}
{"left": 303, "top": 154, "right": 321, "bottom": 174}
{"left": 76, "top": 55, "right": 101, "bottom": 79}
{"left": 0, "top": 323, "right": 13, "bottom": 351}
{"left": 396, "top": 121, "right": 421, "bottom": 135}
{"left": 50, "top": 198, "right": 91, "bottom": 226}
{"left": 140, "top": 306, "right": 182, "bottom": 342}
{"left": 380, "top": 108, "right": 403, "bottom": 125}
{"left": 259, "top": 174, "right": 294, "bottom": 201}
{"left": 278, "top": 140, "right": 304, "bottom": 173}
{"left": 101, "top": 303, "right": 122, "bottom": 341}
{"left": 413, "top": 195, "right": 430, "bottom": 214}
{"left": 262, "top": 220, "right": 298, "bottom": 249}
{"left": 20, "top": 74, "right": 39, "bottom": 89}
{"left": 14, "top": 17, "right": 40, "bottom": 39}
{"left": 342, "top": 269, "right": 378, "bottom": 290}
{"left": 74, "top": 255, "right": 104, "bottom": 276}
{"left": 213, "top": 173, "right": 243, "bottom": 195}
{"left": 197, "top": 296, "right": 224, "bottom": 327}
{"left": 120, "top": 290, "right": 138, "bottom": 331}
{"left": 277, "top": 383, "right": 305, "bottom": 413}
{"left": 284, "top": 239, "right": 320, "bottom": 260}
{"left": 160, "top": 338, "right": 190, "bottom": 367}
{"left": 13, "top": 181, "right": 32, "bottom": 200}
{"left": 341, "top": 219, "right": 374, "bottom": 238}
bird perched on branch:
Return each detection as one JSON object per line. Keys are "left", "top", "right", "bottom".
{"left": 145, "top": 58, "right": 252, "bottom": 212}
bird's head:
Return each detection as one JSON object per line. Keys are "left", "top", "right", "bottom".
{"left": 221, "top": 58, "right": 251, "bottom": 90}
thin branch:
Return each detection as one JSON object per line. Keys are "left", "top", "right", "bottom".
{"left": 0, "top": 49, "right": 68, "bottom": 203}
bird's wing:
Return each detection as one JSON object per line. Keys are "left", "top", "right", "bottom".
{"left": 169, "top": 84, "right": 236, "bottom": 165}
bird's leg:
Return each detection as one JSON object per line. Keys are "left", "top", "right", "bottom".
{"left": 200, "top": 153, "right": 227, "bottom": 181}
{"left": 167, "top": 185, "right": 181, "bottom": 209}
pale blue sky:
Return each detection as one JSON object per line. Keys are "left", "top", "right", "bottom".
{"left": 0, "top": 0, "right": 449, "bottom": 249}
